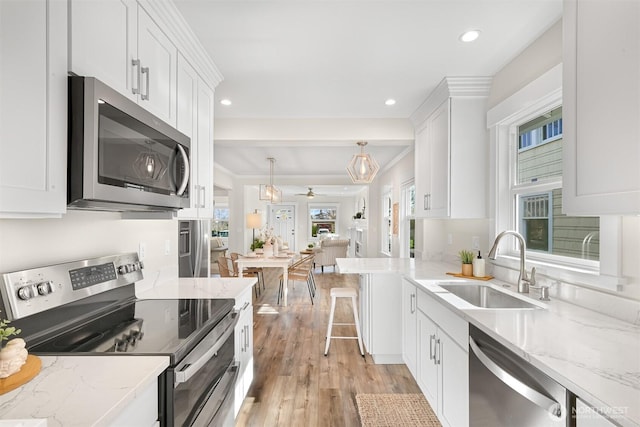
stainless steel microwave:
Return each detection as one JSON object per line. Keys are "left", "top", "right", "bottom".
{"left": 68, "top": 76, "right": 190, "bottom": 212}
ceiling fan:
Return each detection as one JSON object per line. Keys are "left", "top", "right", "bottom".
{"left": 295, "top": 187, "right": 321, "bottom": 199}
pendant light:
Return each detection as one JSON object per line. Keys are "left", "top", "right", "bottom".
{"left": 259, "top": 157, "right": 282, "bottom": 203}
{"left": 346, "top": 141, "right": 379, "bottom": 184}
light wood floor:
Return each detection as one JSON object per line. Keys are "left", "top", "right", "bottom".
{"left": 235, "top": 267, "right": 421, "bottom": 427}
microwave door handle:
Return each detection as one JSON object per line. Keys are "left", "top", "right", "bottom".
{"left": 469, "top": 337, "right": 564, "bottom": 419}
{"left": 176, "top": 144, "right": 190, "bottom": 196}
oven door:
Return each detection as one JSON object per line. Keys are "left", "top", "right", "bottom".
{"left": 165, "top": 310, "right": 238, "bottom": 427}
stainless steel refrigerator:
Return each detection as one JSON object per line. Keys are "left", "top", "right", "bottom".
{"left": 178, "top": 220, "right": 211, "bottom": 278}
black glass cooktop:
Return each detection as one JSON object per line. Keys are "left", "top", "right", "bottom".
{"left": 28, "top": 298, "right": 234, "bottom": 363}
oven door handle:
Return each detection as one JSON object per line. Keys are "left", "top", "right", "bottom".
{"left": 469, "top": 337, "right": 563, "bottom": 418}
{"left": 174, "top": 314, "right": 238, "bottom": 386}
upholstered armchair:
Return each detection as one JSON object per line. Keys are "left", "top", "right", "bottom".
{"left": 315, "top": 239, "right": 349, "bottom": 272}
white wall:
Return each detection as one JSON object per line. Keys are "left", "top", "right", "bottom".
{"left": 369, "top": 149, "right": 415, "bottom": 258}
{"left": 0, "top": 211, "right": 178, "bottom": 290}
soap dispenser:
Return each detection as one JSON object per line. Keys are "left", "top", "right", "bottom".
{"left": 472, "top": 251, "right": 485, "bottom": 278}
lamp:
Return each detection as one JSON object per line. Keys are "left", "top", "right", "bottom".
{"left": 346, "top": 141, "right": 379, "bottom": 184}
{"left": 259, "top": 157, "right": 282, "bottom": 203}
{"left": 246, "top": 210, "right": 263, "bottom": 242}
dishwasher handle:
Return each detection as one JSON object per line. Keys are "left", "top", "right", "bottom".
{"left": 469, "top": 337, "right": 563, "bottom": 419}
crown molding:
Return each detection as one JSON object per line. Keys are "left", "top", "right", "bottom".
{"left": 139, "top": 0, "right": 223, "bottom": 88}
{"left": 410, "top": 76, "right": 493, "bottom": 129}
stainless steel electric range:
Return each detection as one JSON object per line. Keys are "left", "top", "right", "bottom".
{"left": 0, "top": 253, "right": 237, "bottom": 427}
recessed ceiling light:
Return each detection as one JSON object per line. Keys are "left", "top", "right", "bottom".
{"left": 459, "top": 30, "right": 480, "bottom": 43}
{"left": 385, "top": 99, "right": 396, "bottom": 106}
{"left": 220, "top": 99, "right": 232, "bottom": 106}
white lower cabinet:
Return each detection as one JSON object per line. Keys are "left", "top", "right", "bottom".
{"left": 108, "top": 379, "right": 159, "bottom": 426}
{"left": 574, "top": 398, "right": 617, "bottom": 427}
{"left": 234, "top": 287, "right": 254, "bottom": 418}
{"left": 359, "top": 273, "right": 403, "bottom": 364}
{"left": 402, "top": 278, "right": 418, "bottom": 376}
{"left": 415, "top": 288, "right": 468, "bottom": 427}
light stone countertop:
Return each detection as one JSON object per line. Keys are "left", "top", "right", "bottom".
{"left": 337, "top": 258, "right": 640, "bottom": 427}
{"left": 0, "top": 356, "right": 168, "bottom": 426}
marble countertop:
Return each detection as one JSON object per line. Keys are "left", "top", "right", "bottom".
{"left": 337, "top": 258, "right": 640, "bottom": 427}
{"left": 0, "top": 356, "right": 168, "bottom": 426}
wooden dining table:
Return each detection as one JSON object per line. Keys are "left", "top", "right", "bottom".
{"left": 235, "top": 253, "right": 296, "bottom": 306}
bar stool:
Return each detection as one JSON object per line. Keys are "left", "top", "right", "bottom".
{"left": 324, "top": 287, "right": 364, "bottom": 357}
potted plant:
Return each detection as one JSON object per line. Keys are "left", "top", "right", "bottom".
{"left": 459, "top": 249, "right": 474, "bottom": 276}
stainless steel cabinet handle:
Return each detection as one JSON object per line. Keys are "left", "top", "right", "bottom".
{"left": 240, "top": 327, "right": 245, "bottom": 352}
{"left": 469, "top": 337, "right": 563, "bottom": 418}
{"left": 175, "top": 144, "right": 190, "bottom": 196}
{"left": 429, "top": 334, "right": 435, "bottom": 360}
{"left": 131, "top": 59, "right": 140, "bottom": 94}
{"left": 200, "top": 185, "right": 206, "bottom": 208}
{"left": 140, "top": 66, "right": 150, "bottom": 100}
{"left": 435, "top": 338, "right": 441, "bottom": 365}
{"left": 244, "top": 324, "right": 250, "bottom": 351}
{"left": 410, "top": 293, "right": 416, "bottom": 314}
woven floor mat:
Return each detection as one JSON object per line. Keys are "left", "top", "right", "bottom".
{"left": 356, "top": 393, "right": 441, "bottom": 427}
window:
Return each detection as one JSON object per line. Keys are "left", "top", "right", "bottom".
{"left": 382, "top": 189, "right": 392, "bottom": 255}
{"left": 401, "top": 182, "right": 416, "bottom": 258}
{"left": 309, "top": 204, "right": 337, "bottom": 238}
{"left": 212, "top": 207, "right": 229, "bottom": 237}
{"left": 511, "top": 107, "right": 600, "bottom": 262}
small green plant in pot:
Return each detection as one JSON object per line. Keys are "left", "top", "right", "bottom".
{"left": 458, "top": 249, "right": 474, "bottom": 276}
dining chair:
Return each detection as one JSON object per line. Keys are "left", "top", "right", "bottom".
{"left": 278, "top": 254, "right": 315, "bottom": 305}
{"left": 217, "top": 256, "right": 237, "bottom": 278}
{"left": 230, "top": 252, "right": 263, "bottom": 297}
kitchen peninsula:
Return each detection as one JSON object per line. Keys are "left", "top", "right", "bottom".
{"left": 337, "top": 257, "right": 640, "bottom": 427}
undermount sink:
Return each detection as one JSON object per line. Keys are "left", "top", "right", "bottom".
{"left": 437, "top": 283, "right": 543, "bottom": 309}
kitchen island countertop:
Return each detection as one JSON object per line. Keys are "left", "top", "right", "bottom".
{"left": 337, "top": 257, "right": 640, "bottom": 427}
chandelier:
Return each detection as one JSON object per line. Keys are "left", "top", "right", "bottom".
{"left": 259, "top": 157, "right": 281, "bottom": 203}
{"left": 346, "top": 141, "right": 379, "bottom": 184}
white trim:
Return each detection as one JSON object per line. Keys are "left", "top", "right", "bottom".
{"left": 486, "top": 63, "right": 626, "bottom": 290}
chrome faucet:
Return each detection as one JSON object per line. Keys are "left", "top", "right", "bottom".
{"left": 488, "top": 230, "right": 536, "bottom": 293}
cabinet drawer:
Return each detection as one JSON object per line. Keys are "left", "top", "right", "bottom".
{"left": 417, "top": 289, "right": 468, "bottom": 350}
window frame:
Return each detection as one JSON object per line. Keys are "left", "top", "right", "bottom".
{"left": 308, "top": 203, "right": 338, "bottom": 240}
{"left": 486, "top": 65, "right": 627, "bottom": 289}
{"left": 381, "top": 188, "right": 392, "bottom": 256}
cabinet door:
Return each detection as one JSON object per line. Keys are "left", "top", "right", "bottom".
{"left": 0, "top": 0, "right": 67, "bottom": 217}
{"left": 417, "top": 311, "right": 438, "bottom": 411}
{"left": 414, "top": 125, "right": 431, "bottom": 218}
{"left": 427, "top": 100, "right": 450, "bottom": 217}
{"left": 563, "top": 0, "right": 640, "bottom": 214}
{"left": 439, "top": 332, "right": 468, "bottom": 427}
{"left": 69, "top": 0, "right": 137, "bottom": 102}
{"left": 359, "top": 274, "right": 371, "bottom": 352}
{"left": 402, "top": 280, "right": 418, "bottom": 377}
{"left": 137, "top": 6, "right": 177, "bottom": 126}
{"left": 176, "top": 54, "right": 200, "bottom": 218}
{"left": 196, "top": 81, "right": 215, "bottom": 219}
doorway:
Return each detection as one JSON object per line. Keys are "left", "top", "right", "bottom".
{"left": 400, "top": 181, "right": 416, "bottom": 258}
{"left": 269, "top": 205, "right": 296, "bottom": 251}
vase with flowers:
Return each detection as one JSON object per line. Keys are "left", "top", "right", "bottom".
{"left": 260, "top": 226, "right": 276, "bottom": 257}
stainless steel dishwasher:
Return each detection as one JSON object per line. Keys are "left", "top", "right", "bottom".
{"left": 469, "top": 325, "right": 575, "bottom": 427}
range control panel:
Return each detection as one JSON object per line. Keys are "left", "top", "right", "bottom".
{"left": 0, "top": 253, "right": 144, "bottom": 320}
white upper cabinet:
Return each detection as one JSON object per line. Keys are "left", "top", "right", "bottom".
{"left": 176, "top": 54, "right": 214, "bottom": 220}
{"left": 562, "top": 0, "right": 640, "bottom": 215}
{"left": 69, "top": 0, "right": 137, "bottom": 101}
{"left": 411, "top": 77, "right": 491, "bottom": 219}
{"left": 0, "top": 0, "right": 67, "bottom": 217}
{"left": 70, "top": 0, "right": 177, "bottom": 126}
